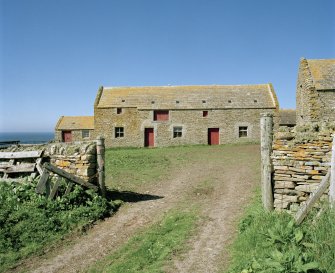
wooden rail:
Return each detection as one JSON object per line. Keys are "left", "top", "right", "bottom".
{"left": 36, "top": 162, "right": 98, "bottom": 199}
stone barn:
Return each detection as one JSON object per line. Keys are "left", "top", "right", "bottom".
{"left": 93, "top": 84, "right": 279, "bottom": 148}
{"left": 296, "top": 58, "right": 335, "bottom": 125}
{"left": 55, "top": 116, "right": 94, "bottom": 142}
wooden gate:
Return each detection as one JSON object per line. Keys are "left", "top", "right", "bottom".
{"left": 208, "top": 128, "right": 219, "bottom": 145}
{"left": 144, "top": 128, "right": 154, "bottom": 147}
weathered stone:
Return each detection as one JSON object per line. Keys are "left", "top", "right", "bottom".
{"left": 274, "top": 181, "right": 295, "bottom": 189}
{"left": 295, "top": 184, "right": 319, "bottom": 193}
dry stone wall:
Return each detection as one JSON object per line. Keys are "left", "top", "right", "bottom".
{"left": 272, "top": 124, "right": 334, "bottom": 212}
{"left": 2, "top": 141, "right": 98, "bottom": 183}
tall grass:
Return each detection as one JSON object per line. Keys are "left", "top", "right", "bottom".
{"left": 226, "top": 191, "right": 335, "bottom": 273}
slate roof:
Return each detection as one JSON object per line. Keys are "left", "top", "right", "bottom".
{"left": 306, "top": 59, "right": 335, "bottom": 90}
{"left": 279, "top": 109, "right": 296, "bottom": 126}
{"left": 96, "top": 84, "right": 278, "bottom": 110}
{"left": 55, "top": 116, "right": 94, "bottom": 130}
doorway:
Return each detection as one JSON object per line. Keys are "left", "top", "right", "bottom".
{"left": 208, "top": 128, "right": 219, "bottom": 145}
{"left": 144, "top": 128, "right": 154, "bottom": 147}
{"left": 62, "top": 131, "right": 72, "bottom": 142}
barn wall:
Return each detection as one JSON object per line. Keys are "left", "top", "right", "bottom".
{"left": 94, "top": 107, "right": 278, "bottom": 148}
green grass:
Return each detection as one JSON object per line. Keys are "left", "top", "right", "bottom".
{"left": 0, "top": 180, "right": 113, "bottom": 273}
{"left": 87, "top": 207, "right": 199, "bottom": 273}
{"left": 105, "top": 143, "right": 258, "bottom": 191}
{"left": 225, "top": 190, "right": 335, "bottom": 273}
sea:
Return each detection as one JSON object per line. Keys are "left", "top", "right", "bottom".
{"left": 0, "top": 132, "right": 54, "bottom": 144}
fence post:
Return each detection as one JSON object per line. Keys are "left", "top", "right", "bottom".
{"left": 330, "top": 135, "right": 335, "bottom": 207}
{"left": 96, "top": 136, "right": 106, "bottom": 197}
{"left": 260, "top": 113, "right": 274, "bottom": 211}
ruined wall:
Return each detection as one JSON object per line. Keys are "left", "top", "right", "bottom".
{"left": 272, "top": 124, "right": 334, "bottom": 211}
{"left": 94, "top": 106, "right": 278, "bottom": 148}
{"left": 2, "top": 142, "right": 97, "bottom": 183}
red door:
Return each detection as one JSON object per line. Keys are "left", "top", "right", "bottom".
{"left": 144, "top": 128, "right": 154, "bottom": 147}
{"left": 208, "top": 128, "right": 219, "bottom": 145}
{"left": 62, "top": 131, "right": 72, "bottom": 142}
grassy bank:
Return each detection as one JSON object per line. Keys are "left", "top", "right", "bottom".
{"left": 0, "top": 180, "right": 114, "bottom": 273}
{"left": 225, "top": 191, "right": 335, "bottom": 273}
{"left": 88, "top": 207, "right": 199, "bottom": 273}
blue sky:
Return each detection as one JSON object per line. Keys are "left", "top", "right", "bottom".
{"left": 0, "top": 0, "right": 334, "bottom": 132}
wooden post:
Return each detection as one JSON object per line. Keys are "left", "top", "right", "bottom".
{"left": 330, "top": 135, "right": 335, "bottom": 207}
{"left": 260, "top": 113, "right": 274, "bottom": 211}
{"left": 96, "top": 136, "right": 106, "bottom": 197}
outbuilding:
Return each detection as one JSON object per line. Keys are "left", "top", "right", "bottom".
{"left": 55, "top": 116, "right": 94, "bottom": 142}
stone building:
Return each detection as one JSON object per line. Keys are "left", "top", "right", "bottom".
{"left": 296, "top": 58, "right": 335, "bottom": 125}
{"left": 279, "top": 109, "right": 296, "bottom": 128}
{"left": 55, "top": 116, "right": 94, "bottom": 142}
{"left": 93, "top": 84, "right": 279, "bottom": 148}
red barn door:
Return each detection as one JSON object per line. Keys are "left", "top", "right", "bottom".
{"left": 62, "top": 131, "right": 72, "bottom": 142}
{"left": 144, "top": 128, "right": 154, "bottom": 147}
{"left": 208, "top": 128, "right": 219, "bottom": 145}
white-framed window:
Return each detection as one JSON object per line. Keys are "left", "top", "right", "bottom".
{"left": 173, "top": 126, "right": 182, "bottom": 138}
{"left": 82, "top": 129, "right": 90, "bottom": 138}
{"left": 115, "top": 127, "right": 124, "bottom": 138}
{"left": 239, "top": 126, "right": 248, "bottom": 138}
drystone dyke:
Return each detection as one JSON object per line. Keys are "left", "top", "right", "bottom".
{"left": 272, "top": 124, "right": 334, "bottom": 212}
{"left": 2, "top": 141, "right": 97, "bottom": 183}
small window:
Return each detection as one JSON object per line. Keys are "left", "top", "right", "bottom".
{"left": 121, "top": 99, "right": 125, "bottom": 102}
{"left": 239, "top": 126, "right": 248, "bottom": 138}
{"left": 203, "top": 111, "right": 208, "bottom": 117}
{"left": 202, "top": 100, "right": 206, "bottom": 103}
{"left": 82, "top": 130, "right": 90, "bottom": 138}
{"left": 153, "top": 110, "right": 169, "bottom": 121}
{"left": 176, "top": 100, "right": 180, "bottom": 104}
{"left": 115, "top": 127, "right": 124, "bottom": 138}
{"left": 228, "top": 100, "right": 232, "bottom": 103}
{"left": 151, "top": 101, "right": 155, "bottom": 104}
{"left": 173, "top": 127, "right": 182, "bottom": 138}
{"left": 117, "top": 108, "right": 122, "bottom": 114}
{"left": 254, "top": 99, "right": 258, "bottom": 103}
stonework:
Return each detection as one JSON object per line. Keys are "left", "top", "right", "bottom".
{"left": 93, "top": 84, "right": 279, "bottom": 148}
{"left": 3, "top": 142, "right": 98, "bottom": 183}
{"left": 296, "top": 58, "right": 335, "bottom": 125}
{"left": 272, "top": 124, "right": 334, "bottom": 212}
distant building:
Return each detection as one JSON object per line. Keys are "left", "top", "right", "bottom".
{"left": 93, "top": 84, "right": 279, "bottom": 148}
{"left": 55, "top": 116, "right": 94, "bottom": 142}
{"left": 279, "top": 109, "right": 296, "bottom": 128}
{"left": 296, "top": 58, "right": 335, "bottom": 125}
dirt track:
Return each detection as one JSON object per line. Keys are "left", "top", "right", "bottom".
{"left": 16, "top": 144, "right": 260, "bottom": 273}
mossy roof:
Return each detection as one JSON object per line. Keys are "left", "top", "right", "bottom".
{"left": 96, "top": 84, "right": 278, "bottom": 109}
{"left": 56, "top": 116, "right": 94, "bottom": 130}
{"left": 279, "top": 109, "right": 296, "bottom": 125}
{"left": 307, "top": 59, "right": 335, "bottom": 90}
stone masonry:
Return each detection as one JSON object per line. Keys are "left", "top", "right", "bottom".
{"left": 2, "top": 141, "right": 98, "bottom": 183}
{"left": 93, "top": 85, "right": 279, "bottom": 148}
{"left": 272, "top": 123, "right": 334, "bottom": 211}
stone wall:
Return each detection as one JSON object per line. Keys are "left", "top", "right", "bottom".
{"left": 94, "top": 107, "right": 279, "bottom": 148}
{"left": 2, "top": 141, "right": 98, "bottom": 183}
{"left": 272, "top": 124, "right": 334, "bottom": 211}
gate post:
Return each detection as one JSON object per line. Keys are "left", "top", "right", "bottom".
{"left": 330, "top": 135, "right": 335, "bottom": 207}
{"left": 260, "top": 113, "right": 274, "bottom": 211}
{"left": 96, "top": 136, "right": 106, "bottom": 197}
